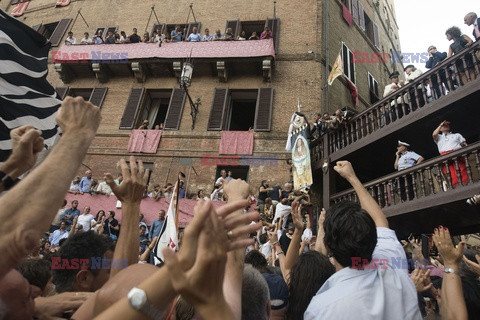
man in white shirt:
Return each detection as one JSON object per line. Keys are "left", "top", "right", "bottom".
{"left": 80, "top": 32, "right": 92, "bottom": 45}
{"left": 77, "top": 206, "right": 95, "bottom": 232}
{"left": 273, "top": 198, "right": 291, "bottom": 230}
{"left": 394, "top": 140, "right": 424, "bottom": 201}
{"left": 432, "top": 120, "right": 468, "bottom": 188}
{"left": 404, "top": 64, "right": 426, "bottom": 111}
{"left": 186, "top": 27, "right": 202, "bottom": 42}
{"left": 202, "top": 28, "right": 213, "bottom": 41}
{"left": 383, "top": 71, "right": 405, "bottom": 122}
{"left": 304, "top": 161, "right": 421, "bottom": 320}
{"left": 96, "top": 176, "right": 113, "bottom": 195}
{"left": 65, "top": 32, "right": 76, "bottom": 45}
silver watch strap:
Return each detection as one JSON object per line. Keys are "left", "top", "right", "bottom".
{"left": 140, "top": 303, "right": 166, "bottom": 320}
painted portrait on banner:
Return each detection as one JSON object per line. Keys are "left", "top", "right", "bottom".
{"left": 292, "top": 135, "right": 313, "bottom": 192}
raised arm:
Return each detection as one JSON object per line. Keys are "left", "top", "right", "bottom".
{"left": 284, "top": 201, "right": 304, "bottom": 284}
{"left": 106, "top": 156, "right": 149, "bottom": 279}
{"left": 433, "top": 121, "right": 445, "bottom": 142}
{"left": 0, "top": 97, "right": 101, "bottom": 278}
{"left": 334, "top": 161, "right": 388, "bottom": 228}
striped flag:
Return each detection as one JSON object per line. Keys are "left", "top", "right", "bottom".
{"left": 0, "top": 9, "right": 61, "bottom": 161}
{"left": 328, "top": 50, "right": 343, "bottom": 85}
{"left": 153, "top": 175, "right": 180, "bottom": 265}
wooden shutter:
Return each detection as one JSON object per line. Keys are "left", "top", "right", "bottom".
{"left": 373, "top": 23, "right": 379, "bottom": 48}
{"left": 55, "top": 87, "right": 69, "bottom": 100}
{"left": 351, "top": 0, "right": 359, "bottom": 24}
{"left": 89, "top": 88, "right": 108, "bottom": 109}
{"left": 207, "top": 88, "right": 229, "bottom": 131}
{"left": 10, "top": 0, "right": 20, "bottom": 5}
{"left": 120, "top": 88, "right": 145, "bottom": 130}
{"left": 49, "top": 18, "right": 72, "bottom": 47}
{"left": 164, "top": 89, "right": 186, "bottom": 130}
{"left": 254, "top": 88, "right": 273, "bottom": 131}
{"left": 358, "top": 3, "right": 365, "bottom": 30}
{"left": 186, "top": 22, "right": 202, "bottom": 37}
{"left": 265, "top": 18, "right": 280, "bottom": 54}
{"left": 225, "top": 20, "right": 240, "bottom": 38}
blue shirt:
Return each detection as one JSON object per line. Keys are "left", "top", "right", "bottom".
{"left": 50, "top": 229, "right": 69, "bottom": 246}
{"left": 61, "top": 208, "right": 80, "bottom": 229}
{"left": 186, "top": 33, "right": 202, "bottom": 42}
{"left": 304, "top": 228, "right": 421, "bottom": 320}
{"left": 398, "top": 151, "right": 422, "bottom": 171}
{"left": 202, "top": 34, "right": 213, "bottom": 41}
{"left": 171, "top": 30, "right": 183, "bottom": 42}
{"left": 79, "top": 176, "right": 91, "bottom": 193}
{"left": 149, "top": 219, "right": 165, "bottom": 239}
{"left": 179, "top": 188, "right": 186, "bottom": 199}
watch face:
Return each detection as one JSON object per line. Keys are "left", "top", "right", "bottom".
{"left": 129, "top": 288, "right": 147, "bottom": 308}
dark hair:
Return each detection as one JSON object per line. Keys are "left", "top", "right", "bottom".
{"left": 460, "top": 249, "right": 480, "bottom": 319}
{"left": 52, "top": 231, "right": 115, "bottom": 293}
{"left": 245, "top": 250, "right": 268, "bottom": 272}
{"left": 16, "top": 258, "right": 52, "bottom": 292}
{"left": 287, "top": 251, "right": 335, "bottom": 320}
{"left": 96, "top": 210, "right": 105, "bottom": 221}
{"left": 323, "top": 201, "right": 377, "bottom": 268}
{"left": 259, "top": 233, "right": 268, "bottom": 245}
{"left": 109, "top": 210, "right": 115, "bottom": 218}
{"left": 446, "top": 26, "right": 462, "bottom": 39}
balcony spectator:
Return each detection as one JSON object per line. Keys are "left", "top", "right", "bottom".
{"left": 394, "top": 140, "right": 424, "bottom": 201}
{"left": 138, "top": 119, "right": 149, "bottom": 129}
{"left": 78, "top": 170, "right": 92, "bottom": 194}
{"left": 91, "top": 210, "right": 106, "bottom": 233}
{"left": 171, "top": 25, "right": 183, "bottom": 42}
{"left": 155, "top": 27, "right": 165, "bottom": 42}
{"left": 149, "top": 184, "right": 162, "bottom": 200}
{"left": 119, "top": 31, "right": 127, "bottom": 43}
{"left": 143, "top": 32, "right": 150, "bottom": 43}
{"left": 114, "top": 173, "right": 123, "bottom": 185}
{"left": 97, "top": 176, "right": 113, "bottom": 195}
{"left": 65, "top": 31, "right": 76, "bottom": 45}
{"left": 150, "top": 30, "right": 158, "bottom": 43}
{"left": 160, "top": 182, "right": 172, "bottom": 198}
{"left": 49, "top": 221, "right": 69, "bottom": 247}
{"left": 404, "top": 65, "right": 426, "bottom": 111}
{"left": 464, "top": 12, "right": 480, "bottom": 41}
{"left": 425, "top": 45, "right": 449, "bottom": 98}
{"left": 129, "top": 28, "right": 141, "bottom": 43}
{"left": 89, "top": 179, "right": 99, "bottom": 194}
{"left": 433, "top": 120, "right": 469, "bottom": 188}
{"left": 114, "top": 32, "right": 121, "bottom": 43}
{"left": 260, "top": 26, "right": 273, "bottom": 39}
{"left": 196, "top": 189, "right": 209, "bottom": 201}
{"left": 383, "top": 71, "right": 404, "bottom": 122}
{"left": 60, "top": 200, "right": 80, "bottom": 229}
{"left": 281, "top": 182, "right": 293, "bottom": 199}
{"left": 77, "top": 206, "right": 94, "bottom": 232}
{"left": 467, "top": 194, "right": 480, "bottom": 205}
{"left": 202, "top": 28, "right": 213, "bottom": 41}
{"left": 223, "top": 27, "right": 235, "bottom": 41}
{"left": 80, "top": 32, "right": 92, "bottom": 45}
{"left": 212, "top": 29, "right": 223, "bottom": 41}
{"left": 139, "top": 214, "right": 149, "bottom": 237}
{"left": 268, "top": 184, "right": 282, "bottom": 205}
{"left": 50, "top": 199, "right": 67, "bottom": 232}
{"left": 105, "top": 31, "right": 115, "bottom": 44}
{"left": 103, "top": 210, "right": 119, "bottom": 240}
{"left": 249, "top": 31, "right": 260, "bottom": 40}
{"left": 446, "top": 26, "right": 476, "bottom": 85}
{"left": 149, "top": 210, "right": 166, "bottom": 241}
{"left": 186, "top": 26, "right": 202, "bottom": 42}
{"left": 237, "top": 30, "right": 247, "bottom": 40}
{"left": 225, "top": 170, "right": 233, "bottom": 182}
{"left": 139, "top": 225, "right": 150, "bottom": 254}
{"left": 93, "top": 29, "right": 104, "bottom": 44}
{"left": 164, "top": 33, "right": 172, "bottom": 43}
{"left": 319, "top": 112, "right": 336, "bottom": 134}
{"left": 310, "top": 112, "right": 321, "bottom": 138}
{"left": 68, "top": 176, "right": 81, "bottom": 194}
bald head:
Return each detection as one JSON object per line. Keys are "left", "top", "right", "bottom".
{"left": 464, "top": 12, "right": 478, "bottom": 26}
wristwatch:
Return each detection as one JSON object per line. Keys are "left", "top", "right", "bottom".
{"left": 444, "top": 267, "right": 459, "bottom": 275}
{"left": 128, "top": 287, "right": 165, "bottom": 319}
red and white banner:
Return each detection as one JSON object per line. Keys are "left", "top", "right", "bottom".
{"left": 127, "top": 129, "right": 162, "bottom": 153}
{"left": 219, "top": 130, "right": 254, "bottom": 155}
{"left": 11, "top": 1, "right": 30, "bottom": 17}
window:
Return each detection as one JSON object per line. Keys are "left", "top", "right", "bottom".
{"left": 215, "top": 166, "right": 249, "bottom": 183}
{"left": 207, "top": 88, "right": 273, "bottom": 132}
{"left": 34, "top": 19, "right": 72, "bottom": 46}
{"left": 364, "top": 14, "right": 380, "bottom": 48}
{"left": 225, "top": 18, "right": 280, "bottom": 53}
{"left": 139, "top": 90, "right": 171, "bottom": 129}
{"left": 342, "top": 43, "right": 356, "bottom": 84}
{"left": 42, "top": 22, "right": 59, "bottom": 40}
{"left": 340, "top": 0, "right": 351, "bottom": 10}
{"left": 368, "top": 73, "right": 379, "bottom": 104}
{"left": 56, "top": 87, "right": 108, "bottom": 108}
{"left": 119, "top": 88, "right": 186, "bottom": 130}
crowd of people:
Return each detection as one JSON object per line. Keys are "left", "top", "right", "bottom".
{"left": 65, "top": 25, "right": 273, "bottom": 46}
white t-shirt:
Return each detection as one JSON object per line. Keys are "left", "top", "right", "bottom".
{"left": 81, "top": 37, "right": 92, "bottom": 44}
{"left": 435, "top": 132, "right": 465, "bottom": 153}
{"left": 77, "top": 214, "right": 95, "bottom": 232}
{"left": 273, "top": 203, "right": 291, "bottom": 223}
{"left": 97, "top": 181, "right": 113, "bottom": 195}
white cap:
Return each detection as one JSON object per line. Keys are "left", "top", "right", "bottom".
{"left": 398, "top": 140, "right": 410, "bottom": 147}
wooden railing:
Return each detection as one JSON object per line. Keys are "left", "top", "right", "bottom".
{"left": 331, "top": 142, "right": 480, "bottom": 208}
{"left": 314, "top": 41, "right": 480, "bottom": 154}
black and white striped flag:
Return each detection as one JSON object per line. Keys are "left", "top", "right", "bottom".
{"left": 0, "top": 9, "right": 61, "bottom": 161}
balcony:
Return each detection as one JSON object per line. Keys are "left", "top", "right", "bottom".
{"left": 52, "top": 39, "right": 275, "bottom": 83}
{"left": 330, "top": 142, "right": 480, "bottom": 235}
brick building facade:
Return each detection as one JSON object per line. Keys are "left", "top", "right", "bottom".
{"left": 4, "top": 0, "right": 402, "bottom": 203}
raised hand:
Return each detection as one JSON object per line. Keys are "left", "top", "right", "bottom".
{"left": 432, "top": 226, "right": 464, "bottom": 267}
{"left": 105, "top": 156, "right": 149, "bottom": 205}
{"left": 56, "top": 96, "right": 101, "bottom": 139}
{"left": 333, "top": 160, "right": 357, "bottom": 182}
{"left": 7, "top": 125, "right": 44, "bottom": 176}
